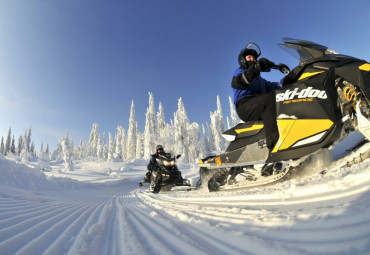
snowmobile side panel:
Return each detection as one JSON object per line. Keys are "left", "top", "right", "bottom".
{"left": 272, "top": 119, "right": 333, "bottom": 153}
{"left": 266, "top": 121, "right": 336, "bottom": 163}
{"left": 235, "top": 124, "right": 264, "bottom": 134}
{"left": 359, "top": 63, "right": 370, "bottom": 72}
{"left": 223, "top": 121, "right": 264, "bottom": 138}
{"left": 298, "top": 71, "right": 325, "bottom": 81}
{"left": 234, "top": 124, "right": 264, "bottom": 139}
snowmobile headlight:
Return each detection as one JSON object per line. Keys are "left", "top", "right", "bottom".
{"left": 163, "top": 160, "right": 174, "bottom": 166}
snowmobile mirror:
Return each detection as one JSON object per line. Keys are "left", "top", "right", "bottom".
{"left": 176, "top": 155, "right": 181, "bottom": 159}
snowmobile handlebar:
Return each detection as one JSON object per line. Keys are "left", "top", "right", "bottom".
{"left": 271, "top": 63, "right": 290, "bottom": 74}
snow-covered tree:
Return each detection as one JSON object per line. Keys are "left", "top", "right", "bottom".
{"left": 88, "top": 123, "right": 100, "bottom": 159}
{"left": 202, "top": 124, "right": 210, "bottom": 156}
{"left": 126, "top": 101, "right": 137, "bottom": 160}
{"left": 229, "top": 95, "right": 239, "bottom": 127}
{"left": 30, "top": 142, "right": 35, "bottom": 157}
{"left": 61, "top": 131, "right": 73, "bottom": 171}
{"left": 143, "top": 93, "right": 157, "bottom": 160}
{"left": 38, "top": 141, "right": 51, "bottom": 171}
{"left": 120, "top": 129, "right": 126, "bottom": 160}
{"left": 107, "top": 132, "right": 115, "bottom": 162}
{"left": 20, "top": 131, "right": 30, "bottom": 164}
{"left": 5, "top": 127, "right": 11, "bottom": 155}
{"left": 17, "top": 136, "right": 23, "bottom": 156}
{"left": 157, "top": 102, "right": 166, "bottom": 141}
{"left": 75, "top": 140, "right": 84, "bottom": 160}
{"left": 97, "top": 133, "right": 103, "bottom": 162}
{"left": 174, "top": 97, "right": 190, "bottom": 162}
{"left": 216, "top": 95, "right": 226, "bottom": 132}
{"left": 114, "top": 126, "right": 124, "bottom": 161}
{"left": 159, "top": 121, "right": 175, "bottom": 154}
{"left": 143, "top": 110, "right": 154, "bottom": 159}
{"left": 102, "top": 132, "right": 108, "bottom": 161}
{"left": 136, "top": 132, "right": 143, "bottom": 159}
{"left": 226, "top": 116, "right": 231, "bottom": 130}
{"left": 206, "top": 122, "right": 215, "bottom": 152}
{"left": 0, "top": 137, "right": 4, "bottom": 155}
{"left": 210, "top": 111, "right": 224, "bottom": 153}
{"left": 26, "top": 127, "right": 32, "bottom": 153}
{"left": 148, "top": 92, "right": 158, "bottom": 137}
{"left": 187, "top": 122, "right": 204, "bottom": 162}
{"left": 51, "top": 138, "right": 63, "bottom": 160}
{"left": 70, "top": 140, "right": 74, "bottom": 156}
{"left": 210, "top": 96, "right": 227, "bottom": 153}
{"left": 10, "top": 135, "right": 16, "bottom": 155}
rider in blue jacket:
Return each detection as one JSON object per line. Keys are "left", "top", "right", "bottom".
{"left": 231, "top": 43, "right": 288, "bottom": 150}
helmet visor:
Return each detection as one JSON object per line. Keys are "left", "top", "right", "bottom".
{"left": 243, "top": 43, "right": 261, "bottom": 58}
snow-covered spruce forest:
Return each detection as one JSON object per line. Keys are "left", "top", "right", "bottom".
{"left": 0, "top": 93, "right": 239, "bottom": 170}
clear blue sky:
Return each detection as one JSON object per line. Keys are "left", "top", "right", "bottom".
{"left": 1, "top": 0, "right": 370, "bottom": 151}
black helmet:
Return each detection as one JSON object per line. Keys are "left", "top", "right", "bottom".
{"left": 156, "top": 145, "right": 164, "bottom": 151}
{"left": 238, "top": 42, "right": 261, "bottom": 67}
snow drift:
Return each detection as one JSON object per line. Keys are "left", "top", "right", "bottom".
{"left": 0, "top": 156, "right": 86, "bottom": 190}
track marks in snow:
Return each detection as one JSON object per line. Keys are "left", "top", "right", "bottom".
{"left": 1, "top": 161, "right": 370, "bottom": 255}
{"left": 125, "top": 197, "right": 210, "bottom": 254}
{"left": 133, "top": 191, "right": 263, "bottom": 254}
{"left": 134, "top": 181, "right": 370, "bottom": 254}
{"left": 0, "top": 191, "right": 109, "bottom": 255}
{"left": 0, "top": 199, "right": 94, "bottom": 254}
{"left": 0, "top": 190, "right": 212, "bottom": 255}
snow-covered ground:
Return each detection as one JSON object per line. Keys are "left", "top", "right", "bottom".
{"left": 1, "top": 133, "right": 370, "bottom": 255}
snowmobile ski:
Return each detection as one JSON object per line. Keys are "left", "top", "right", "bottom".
{"left": 218, "top": 166, "right": 293, "bottom": 191}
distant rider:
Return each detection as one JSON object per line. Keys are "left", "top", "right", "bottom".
{"left": 139, "top": 145, "right": 165, "bottom": 186}
{"left": 231, "top": 42, "right": 289, "bottom": 150}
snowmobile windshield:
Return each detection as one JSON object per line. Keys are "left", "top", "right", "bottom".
{"left": 158, "top": 150, "right": 175, "bottom": 160}
{"left": 278, "top": 38, "right": 339, "bottom": 65}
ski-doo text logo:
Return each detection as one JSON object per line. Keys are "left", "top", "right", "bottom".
{"left": 276, "top": 87, "right": 327, "bottom": 103}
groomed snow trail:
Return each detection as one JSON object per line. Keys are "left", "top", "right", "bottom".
{"left": 0, "top": 146, "right": 370, "bottom": 254}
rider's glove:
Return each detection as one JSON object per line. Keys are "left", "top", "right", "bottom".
{"left": 277, "top": 63, "right": 290, "bottom": 74}
{"left": 256, "top": 58, "right": 275, "bottom": 72}
{"left": 242, "top": 64, "right": 260, "bottom": 84}
{"left": 139, "top": 181, "right": 143, "bottom": 187}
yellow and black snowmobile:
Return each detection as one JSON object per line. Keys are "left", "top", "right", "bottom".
{"left": 198, "top": 38, "right": 370, "bottom": 191}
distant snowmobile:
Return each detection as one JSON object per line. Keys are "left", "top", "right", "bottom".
{"left": 149, "top": 152, "right": 191, "bottom": 193}
{"left": 198, "top": 38, "right": 370, "bottom": 191}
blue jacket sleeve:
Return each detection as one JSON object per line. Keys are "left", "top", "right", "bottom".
{"left": 147, "top": 156, "right": 158, "bottom": 170}
{"left": 261, "top": 77, "right": 282, "bottom": 92}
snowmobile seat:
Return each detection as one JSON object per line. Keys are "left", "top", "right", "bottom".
{"left": 223, "top": 121, "right": 267, "bottom": 152}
